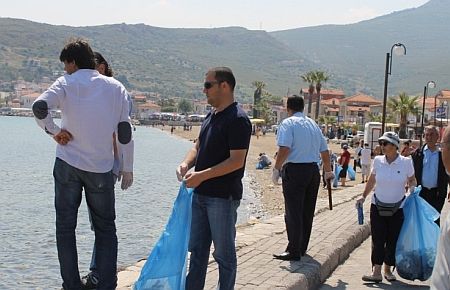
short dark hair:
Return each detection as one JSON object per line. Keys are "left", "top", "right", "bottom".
{"left": 59, "top": 38, "right": 95, "bottom": 69}
{"left": 209, "top": 67, "right": 236, "bottom": 91}
{"left": 94, "top": 52, "right": 114, "bottom": 77}
{"left": 286, "top": 95, "right": 305, "bottom": 112}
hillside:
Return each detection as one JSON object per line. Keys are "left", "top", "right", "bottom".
{"left": 0, "top": 18, "right": 317, "bottom": 100}
{"left": 271, "top": 0, "right": 450, "bottom": 98}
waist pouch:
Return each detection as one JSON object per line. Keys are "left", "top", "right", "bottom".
{"left": 374, "top": 194, "right": 405, "bottom": 217}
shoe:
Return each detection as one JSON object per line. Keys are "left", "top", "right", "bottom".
{"left": 81, "top": 272, "right": 98, "bottom": 289}
{"left": 362, "top": 274, "right": 382, "bottom": 283}
{"left": 384, "top": 273, "right": 396, "bottom": 282}
{"left": 273, "top": 252, "right": 301, "bottom": 261}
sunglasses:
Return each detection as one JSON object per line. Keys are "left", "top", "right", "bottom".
{"left": 204, "top": 81, "right": 221, "bottom": 89}
{"left": 378, "top": 140, "right": 391, "bottom": 146}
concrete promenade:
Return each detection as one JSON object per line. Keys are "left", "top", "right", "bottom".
{"left": 117, "top": 183, "right": 370, "bottom": 290}
{"left": 319, "top": 199, "right": 450, "bottom": 289}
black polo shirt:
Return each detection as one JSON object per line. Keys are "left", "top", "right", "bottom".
{"left": 194, "top": 102, "right": 251, "bottom": 200}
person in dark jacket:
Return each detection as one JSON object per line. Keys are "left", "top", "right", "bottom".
{"left": 411, "top": 125, "right": 448, "bottom": 225}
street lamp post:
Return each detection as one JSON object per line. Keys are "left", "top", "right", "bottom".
{"left": 420, "top": 81, "right": 436, "bottom": 147}
{"left": 440, "top": 101, "right": 448, "bottom": 129}
{"left": 381, "top": 43, "right": 407, "bottom": 134}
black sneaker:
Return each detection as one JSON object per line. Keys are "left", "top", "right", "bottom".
{"left": 81, "top": 272, "right": 98, "bottom": 289}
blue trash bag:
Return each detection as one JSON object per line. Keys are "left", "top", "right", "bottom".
{"left": 395, "top": 186, "right": 440, "bottom": 281}
{"left": 347, "top": 166, "right": 356, "bottom": 181}
{"left": 134, "top": 182, "right": 194, "bottom": 290}
{"left": 333, "top": 164, "right": 342, "bottom": 188}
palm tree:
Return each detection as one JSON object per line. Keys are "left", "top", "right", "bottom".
{"left": 387, "top": 92, "right": 419, "bottom": 138}
{"left": 252, "top": 81, "right": 266, "bottom": 118}
{"left": 312, "top": 71, "right": 329, "bottom": 120}
{"left": 300, "top": 72, "right": 315, "bottom": 117}
{"left": 368, "top": 112, "right": 382, "bottom": 122}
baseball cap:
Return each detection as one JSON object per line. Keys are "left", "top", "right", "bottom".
{"left": 378, "top": 131, "right": 400, "bottom": 148}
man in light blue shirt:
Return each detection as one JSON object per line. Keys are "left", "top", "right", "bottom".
{"left": 272, "top": 95, "right": 334, "bottom": 261}
{"left": 412, "top": 125, "right": 448, "bottom": 225}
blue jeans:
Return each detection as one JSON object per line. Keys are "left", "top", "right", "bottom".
{"left": 53, "top": 158, "right": 117, "bottom": 290}
{"left": 186, "top": 194, "right": 240, "bottom": 290}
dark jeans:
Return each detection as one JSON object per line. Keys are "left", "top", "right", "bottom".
{"left": 186, "top": 194, "right": 240, "bottom": 290}
{"left": 419, "top": 187, "right": 446, "bottom": 226}
{"left": 370, "top": 204, "right": 404, "bottom": 266}
{"left": 281, "top": 163, "right": 320, "bottom": 256}
{"left": 53, "top": 158, "right": 117, "bottom": 290}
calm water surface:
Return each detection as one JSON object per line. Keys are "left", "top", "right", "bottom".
{"left": 0, "top": 116, "right": 257, "bottom": 289}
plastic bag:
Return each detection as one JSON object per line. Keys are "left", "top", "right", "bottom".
{"left": 134, "top": 182, "right": 194, "bottom": 290}
{"left": 395, "top": 186, "right": 440, "bottom": 281}
{"left": 333, "top": 164, "right": 342, "bottom": 188}
{"left": 347, "top": 166, "right": 356, "bottom": 181}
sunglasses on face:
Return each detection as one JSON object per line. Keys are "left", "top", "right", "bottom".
{"left": 204, "top": 81, "right": 221, "bottom": 89}
{"left": 378, "top": 140, "right": 391, "bottom": 146}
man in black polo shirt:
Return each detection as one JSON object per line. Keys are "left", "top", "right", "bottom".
{"left": 176, "top": 67, "right": 251, "bottom": 290}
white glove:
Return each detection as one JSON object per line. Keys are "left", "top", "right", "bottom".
{"left": 118, "top": 171, "right": 133, "bottom": 190}
{"left": 272, "top": 168, "right": 281, "bottom": 185}
{"left": 176, "top": 162, "right": 189, "bottom": 182}
{"left": 355, "top": 196, "right": 365, "bottom": 209}
{"left": 324, "top": 171, "right": 335, "bottom": 180}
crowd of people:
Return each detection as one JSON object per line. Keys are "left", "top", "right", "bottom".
{"left": 32, "top": 38, "right": 450, "bottom": 290}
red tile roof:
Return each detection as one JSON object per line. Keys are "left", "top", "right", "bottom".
{"left": 344, "top": 93, "right": 381, "bottom": 104}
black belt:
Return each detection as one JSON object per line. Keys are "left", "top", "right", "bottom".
{"left": 286, "top": 162, "right": 317, "bottom": 165}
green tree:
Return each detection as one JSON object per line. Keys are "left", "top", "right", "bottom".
{"left": 254, "top": 92, "right": 276, "bottom": 125}
{"left": 312, "top": 71, "right": 329, "bottom": 120}
{"left": 177, "top": 99, "right": 193, "bottom": 115}
{"left": 252, "top": 81, "right": 266, "bottom": 118}
{"left": 301, "top": 71, "right": 315, "bottom": 117}
{"left": 387, "top": 92, "right": 419, "bottom": 138}
{"left": 368, "top": 112, "right": 382, "bottom": 122}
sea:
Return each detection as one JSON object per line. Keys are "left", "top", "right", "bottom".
{"left": 0, "top": 116, "right": 258, "bottom": 289}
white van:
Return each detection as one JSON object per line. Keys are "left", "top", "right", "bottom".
{"left": 364, "top": 122, "right": 382, "bottom": 151}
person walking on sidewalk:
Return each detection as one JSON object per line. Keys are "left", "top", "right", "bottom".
{"left": 356, "top": 132, "right": 416, "bottom": 283}
{"left": 272, "top": 94, "right": 334, "bottom": 261}
{"left": 360, "top": 143, "right": 372, "bottom": 183}
{"left": 176, "top": 67, "right": 251, "bottom": 290}
{"left": 354, "top": 139, "right": 364, "bottom": 171}
{"left": 32, "top": 39, "right": 134, "bottom": 290}
{"left": 339, "top": 145, "right": 351, "bottom": 186}
{"left": 411, "top": 125, "right": 448, "bottom": 226}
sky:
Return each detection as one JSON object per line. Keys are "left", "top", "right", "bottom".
{"left": 1, "top": 0, "right": 429, "bottom": 31}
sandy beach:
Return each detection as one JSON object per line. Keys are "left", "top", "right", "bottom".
{"left": 163, "top": 124, "right": 364, "bottom": 220}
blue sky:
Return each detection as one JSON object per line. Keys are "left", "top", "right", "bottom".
{"left": 1, "top": 0, "right": 429, "bottom": 31}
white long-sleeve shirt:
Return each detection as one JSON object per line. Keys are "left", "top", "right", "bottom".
{"left": 34, "top": 69, "right": 134, "bottom": 173}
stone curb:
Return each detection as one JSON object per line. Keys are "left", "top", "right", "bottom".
{"left": 117, "top": 186, "right": 371, "bottom": 289}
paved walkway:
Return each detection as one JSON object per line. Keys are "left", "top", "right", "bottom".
{"left": 117, "top": 183, "right": 370, "bottom": 289}
{"left": 319, "top": 198, "right": 450, "bottom": 290}
{"left": 318, "top": 239, "right": 429, "bottom": 290}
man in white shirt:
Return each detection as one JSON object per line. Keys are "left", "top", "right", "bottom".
{"left": 359, "top": 143, "right": 372, "bottom": 183}
{"left": 32, "top": 39, "right": 134, "bottom": 290}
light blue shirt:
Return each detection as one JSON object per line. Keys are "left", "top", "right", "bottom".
{"left": 277, "top": 112, "right": 328, "bottom": 163}
{"left": 422, "top": 145, "right": 439, "bottom": 188}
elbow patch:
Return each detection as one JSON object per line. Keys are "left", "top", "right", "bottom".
{"left": 118, "top": 122, "right": 132, "bottom": 144}
{"left": 32, "top": 100, "right": 49, "bottom": 120}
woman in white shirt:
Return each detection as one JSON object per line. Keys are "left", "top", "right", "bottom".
{"left": 356, "top": 132, "right": 416, "bottom": 283}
